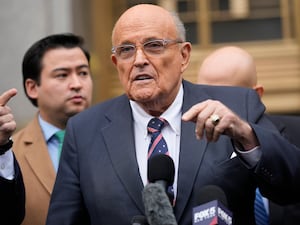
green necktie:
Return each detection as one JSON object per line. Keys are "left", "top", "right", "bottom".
{"left": 55, "top": 130, "right": 65, "bottom": 160}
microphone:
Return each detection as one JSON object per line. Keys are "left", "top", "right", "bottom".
{"left": 193, "top": 185, "right": 232, "bottom": 225}
{"left": 147, "top": 154, "right": 175, "bottom": 191}
{"left": 142, "top": 183, "right": 177, "bottom": 225}
{"left": 131, "top": 215, "right": 149, "bottom": 225}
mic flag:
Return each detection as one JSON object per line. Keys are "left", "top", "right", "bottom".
{"left": 192, "top": 200, "right": 232, "bottom": 225}
{"left": 193, "top": 185, "right": 232, "bottom": 225}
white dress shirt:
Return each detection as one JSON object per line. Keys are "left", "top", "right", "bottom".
{"left": 130, "top": 85, "right": 183, "bottom": 198}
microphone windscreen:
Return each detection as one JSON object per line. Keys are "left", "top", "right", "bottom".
{"left": 131, "top": 215, "right": 149, "bottom": 225}
{"left": 143, "top": 183, "right": 177, "bottom": 225}
{"left": 196, "top": 185, "right": 228, "bottom": 206}
{"left": 148, "top": 154, "right": 175, "bottom": 186}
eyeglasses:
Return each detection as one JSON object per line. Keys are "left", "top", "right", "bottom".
{"left": 111, "top": 39, "right": 183, "bottom": 60}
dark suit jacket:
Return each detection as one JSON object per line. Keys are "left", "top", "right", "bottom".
{"left": 0, "top": 154, "right": 25, "bottom": 225}
{"left": 46, "top": 80, "right": 300, "bottom": 225}
{"left": 268, "top": 114, "right": 300, "bottom": 148}
{"left": 266, "top": 115, "right": 300, "bottom": 225}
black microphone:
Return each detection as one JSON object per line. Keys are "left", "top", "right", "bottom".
{"left": 147, "top": 154, "right": 175, "bottom": 191}
{"left": 142, "top": 183, "right": 177, "bottom": 225}
{"left": 192, "top": 185, "right": 232, "bottom": 225}
{"left": 131, "top": 215, "right": 149, "bottom": 225}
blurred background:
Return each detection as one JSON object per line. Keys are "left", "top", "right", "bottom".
{"left": 1, "top": 0, "right": 300, "bottom": 130}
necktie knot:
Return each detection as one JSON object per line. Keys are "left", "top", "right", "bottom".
{"left": 147, "top": 117, "right": 166, "bottom": 134}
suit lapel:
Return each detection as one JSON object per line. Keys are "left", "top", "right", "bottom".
{"left": 23, "top": 116, "right": 56, "bottom": 194}
{"left": 175, "top": 121, "right": 207, "bottom": 220}
{"left": 174, "top": 81, "right": 211, "bottom": 221}
{"left": 101, "top": 98, "right": 145, "bottom": 213}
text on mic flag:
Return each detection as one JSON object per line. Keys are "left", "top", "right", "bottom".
{"left": 193, "top": 200, "right": 232, "bottom": 225}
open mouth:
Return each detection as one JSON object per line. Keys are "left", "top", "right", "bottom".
{"left": 135, "top": 75, "right": 152, "bottom": 81}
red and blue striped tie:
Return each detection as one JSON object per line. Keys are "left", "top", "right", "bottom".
{"left": 147, "top": 117, "right": 169, "bottom": 157}
{"left": 147, "top": 117, "right": 174, "bottom": 205}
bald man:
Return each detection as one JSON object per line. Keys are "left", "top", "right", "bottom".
{"left": 45, "top": 2, "right": 300, "bottom": 223}
{"left": 197, "top": 46, "right": 264, "bottom": 97}
{"left": 198, "top": 46, "right": 300, "bottom": 225}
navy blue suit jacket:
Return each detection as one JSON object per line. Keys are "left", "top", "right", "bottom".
{"left": 266, "top": 114, "right": 300, "bottom": 225}
{"left": 46, "top": 80, "right": 300, "bottom": 225}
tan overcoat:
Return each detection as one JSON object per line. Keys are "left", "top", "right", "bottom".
{"left": 13, "top": 114, "right": 56, "bottom": 225}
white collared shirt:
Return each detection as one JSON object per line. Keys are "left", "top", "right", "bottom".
{"left": 130, "top": 85, "right": 183, "bottom": 197}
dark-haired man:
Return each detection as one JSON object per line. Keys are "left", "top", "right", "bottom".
{"left": 13, "top": 33, "right": 93, "bottom": 225}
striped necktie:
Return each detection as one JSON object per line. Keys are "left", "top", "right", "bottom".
{"left": 254, "top": 188, "right": 269, "bottom": 225}
{"left": 147, "top": 117, "right": 174, "bottom": 205}
{"left": 147, "top": 117, "right": 169, "bottom": 157}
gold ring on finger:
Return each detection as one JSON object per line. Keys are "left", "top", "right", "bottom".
{"left": 210, "top": 114, "right": 220, "bottom": 126}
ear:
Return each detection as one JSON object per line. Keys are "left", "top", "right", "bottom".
{"left": 111, "top": 54, "right": 117, "bottom": 66}
{"left": 25, "top": 79, "right": 38, "bottom": 99}
{"left": 180, "top": 42, "right": 192, "bottom": 73}
{"left": 253, "top": 84, "right": 264, "bottom": 98}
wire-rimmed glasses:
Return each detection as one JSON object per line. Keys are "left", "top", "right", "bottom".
{"left": 112, "top": 39, "right": 183, "bottom": 61}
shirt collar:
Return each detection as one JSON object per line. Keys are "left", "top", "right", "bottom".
{"left": 38, "top": 114, "right": 61, "bottom": 142}
{"left": 130, "top": 84, "right": 183, "bottom": 136}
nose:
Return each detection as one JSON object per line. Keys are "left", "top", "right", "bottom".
{"left": 69, "top": 74, "right": 83, "bottom": 90}
{"left": 133, "top": 48, "right": 149, "bottom": 67}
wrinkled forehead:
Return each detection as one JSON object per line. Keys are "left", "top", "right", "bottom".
{"left": 112, "top": 5, "right": 177, "bottom": 45}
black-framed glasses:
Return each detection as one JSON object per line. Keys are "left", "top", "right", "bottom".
{"left": 111, "top": 39, "right": 183, "bottom": 60}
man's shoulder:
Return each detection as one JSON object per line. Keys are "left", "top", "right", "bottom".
{"left": 267, "top": 114, "right": 300, "bottom": 147}
{"left": 70, "top": 94, "right": 130, "bottom": 124}
{"left": 182, "top": 80, "right": 264, "bottom": 121}
{"left": 183, "top": 79, "right": 254, "bottom": 96}
{"left": 267, "top": 114, "right": 300, "bottom": 132}
{"left": 12, "top": 117, "right": 44, "bottom": 155}
{"left": 13, "top": 117, "right": 40, "bottom": 139}
{"left": 183, "top": 80, "right": 260, "bottom": 106}
{"left": 268, "top": 114, "right": 300, "bottom": 123}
